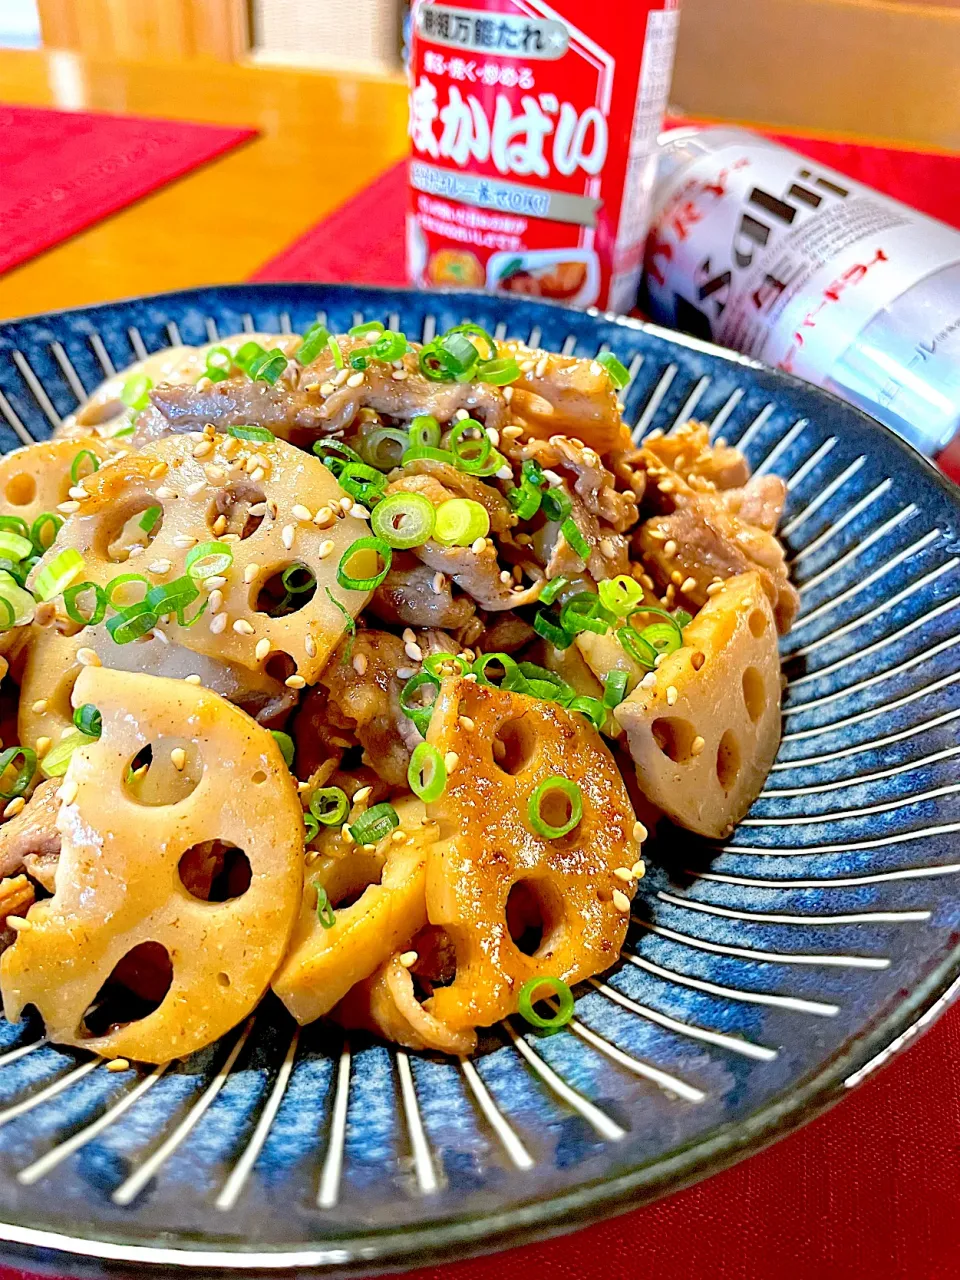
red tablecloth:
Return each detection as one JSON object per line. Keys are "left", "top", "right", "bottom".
{"left": 256, "top": 127, "right": 960, "bottom": 1279}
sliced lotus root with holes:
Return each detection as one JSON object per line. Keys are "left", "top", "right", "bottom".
{"left": 272, "top": 796, "right": 431, "bottom": 1025}
{"left": 0, "top": 667, "right": 303, "bottom": 1062}
{"left": 422, "top": 679, "right": 641, "bottom": 1031}
{"left": 0, "top": 437, "right": 115, "bottom": 527}
{"left": 334, "top": 951, "right": 477, "bottom": 1055}
{"left": 17, "top": 624, "right": 294, "bottom": 755}
{"left": 62, "top": 335, "right": 298, "bottom": 434}
{"left": 28, "top": 431, "right": 371, "bottom": 683}
{"left": 614, "top": 571, "right": 781, "bottom": 840}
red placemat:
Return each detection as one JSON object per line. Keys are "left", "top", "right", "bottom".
{"left": 252, "top": 127, "right": 960, "bottom": 285}
{"left": 0, "top": 105, "right": 256, "bottom": 276}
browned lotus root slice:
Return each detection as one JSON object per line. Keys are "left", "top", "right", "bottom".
{"left": 27, "top": 431, "right": 371, "bottom": 683}
{"left": 0, "top": 437, "right": 114, "bottom": 526}
{"left": 1, "top": 667, "right": 303, "bottom": 1062}
{"left": 423, "top": 680, "right": 641, "bottom": 1030}
{"left": 17, "top": 623, "right": 292, "bottom": 755}
{"left": 498, "top": 343, "right": 631, "bottom": 455}
{"left": 273, "top": 797, "right": 431, "bottom": 1025}
{"left": 335, "top": 951, "right": 477, "bottom": 1055}
{"left": 63, "top": 335, "right": 298, "bottom": 433}
{"left": 614, "top": 571, "right": 781, "bottom": 839}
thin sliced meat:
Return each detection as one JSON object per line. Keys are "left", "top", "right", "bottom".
{"left": 389, "top": 459, "right": 514, "bottom": 533}
{"left": 370, "top": 556, "right": 477, "bottom": 632}
{"left": 643, "top": 421, "right": 750, "bottom": 491}
{"left": 507, "top": 435, "right": 638, "bottom": 532}
{"left": 475, "top": 611, "right": 536, "bottom": 654}
{"left": 501, "top": 344, "right": 631, "bottom": 454}
{"left": 715, "top": 473, "right": 788, "bottom": 532}
{"left": 417, "top": 540, "right": 542, "bottom": 612}
{"left": 0, "top": 778, "right": 61, "bottom": 881}
{"left": 142, "top": 379, "right": 331, "bottom": 443}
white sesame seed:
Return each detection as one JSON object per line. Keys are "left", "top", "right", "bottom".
{"left": 291, "top": 505, "right": 312, "bottom": 522}
{"left": 405, "top": 641, "right": 423, "bottom": 662}
{"left": 250, "top": 467, "right": 265, "bottom": 483}
{"left": 501, "top": 423, "right": 522, "bottom": 437}
{"left": 212, "top": 515, "right": 228, "bottom": 535}
{"left": 333, "top": 368, "right": 350, "bottom": 387}
{"left": 396, "top": 666, "right": 416, "bottom": 680}
{"left": 205, "top": 465, "right": 226, "bottom": 484}
{"left": 254, "top": 638, "right": 271, "bottom": 661}
{"left": 313, "top": 506, "right": 335, "bottom": 528}
{"left": 496, "top": 465, "right": 513, "bottom": 480}
{"left": 184, "top": 674, "right": 202, "bottom": 685}
{"left": 600, "top": 538, "right": 616, "bottom": 559}
{"left": 233, "top": 619, "right": 255, "bottom": 635}
{"left": 431, "top": 572, "right": 445, "bottom": 594}
{"left": 641, "top": 671, "right": 658, "bottom": 688}
{"left": 173, "top": 534, "right": 197, "bottom": 549}
{"left": 106, "top": 1058, "right": 130, "bottom": 1072}
{"left": 202, "top": 575, "right": 226, "bottom": 591}
{"left": 281, "top": 524, "right": 295, "bottom": 549}
{"left": 148, "top": 462, "right": 168, "bottom": 479}
{"left": 6, "top": 917, "right": 31, "bottom": 932}
{"left": 304, "top": 634, "right": 317, "bottom": 658}
{"left": 151, "top": 627, "right": 169, "bottom": 644}
{"left": 633, "top": 820, "right": 648, "bottom": 843}
{"left": 391, "top": 369, "right": 408, "bottom": 381}
{"left": 285, "top": 674, "right": 306, "bottom": 689}
{"left": 248, "top": 503, "right": 268, "bottom": 517}
{"left": 503, "top": 387, "right": 514, "bottom": 403}
{"left": 458, "top": 715, "right": 475, "bottom": 731}
{"left": 59, "top": 778, "right": 79, "bottom": 806}
{"left": 663, "top": 539, "right": 677, "bottom": 558}
{"left": 68, "top": 485, "right": 88, "bottom": 500}
{"left": 350, "top": 504, "right": 370, "bottom": 520}
{"left": 499, "top": 570, "right": 512, "bottom": 584}
{"left": 402, "top": 628, "right": 416, "bottom": 644}
{"left": 399, "top": 951, "right": 418, "bottom": 968}
{"left": 691, "top": 735, "right": 706, "bottom": 756}
{"left": 155, "top": 486, "right": 177, "bottom": 500}
{"left": 31, "top": 699, "right": 48, "bottom": 714}
{"left": 126, "top": 544, "right": 144, "bottom": 558}
{"left": 209, "top": 611, "right": 228, "bottom": 634}
{"left": 470, "top": 537, "right": 486, "bottom": 554}
{"left": 444, "top": 751, "right": 459, "bottom": 772}
{"left": 612, "top": 889, "right": 631, "bottom": 914}
{"left": 613, "top": 866, "right": 634, "bottom": 883}
{"left": 320, "top": 381, "right": 335, "bottom": 396}
{"left": 36, "top": 736, "right": 51, "bottom": 759}
{"left": 208, "top": 589, "right": 224, "bottom": 613}
{"left": 339, "top": 497, "right": 353, "bottom": 513}
{"left": 631, "top": 860, "right": 646, "bottom": 878}
{"left": 318, "top": 539, "right": 335, "bottom": 559}
{"left": 170, "top": 747, "right": 187, "bottom": 771}
{"left": 3, "top": 797, "right": 25, "bottom": 819}
{"left": 57, "top": 501, "right": 80, "bottom": 514}
{"left": 680, "top": 576, "right": 697, "bottom": 594}
{"left": 535, "top": 355, "right": 549, "bottom": 378}
{"left": 148, "top": 559, "right": 172, "bottom": 575}
{"left": 244, "top": 562, "right": 260, "bottom": 584}
{"left": 666, "top": 685, "right": 678, "bottom": 706}
{"left": 346, "top": 371, "right": 365, "bottom": 388}
{"left": 192, "top": 441, "right": 213, "bottom": 459}
{"left": 77, "top": 647, "right": 101, "bottom": 667}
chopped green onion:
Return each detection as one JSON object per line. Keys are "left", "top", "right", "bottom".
{"left": 596, "top": 351, "right": 630, "bottom": 390}
{"left": 33, "top": 548, "right": 85, "bottom": 601}
{"left": 233, "top": 340, "right": 266, "bottom": 374}
{"left": 437, "top": 332, "right": 481, "bottom": 379}
{"left": 598, "top": 575, "right": 644, "bottom": 616}
{"left": 310, "top": 786, "right": 349, "bottom": 826}
{"left": 408, "top": 741, "right": 447, "bottom": 803}
{"left": 361, "top": 426, "right": 409, "bottom": 471}
{"left": 618, "top": 625, "right": 658, "bottom": 669}
{"left": 450, "top": 418, "right": 492, "bottom": 474}
{"left": 304, "top": 812, "right": 320, "bottom": 843}
{"left": 146, "top": 576, "right": 205, "bottom": 627}
{"left": 64, "top": 581, "right": 106, "bottom": 627}
{"left": 371, "top": 492, "right": 436, "bottom": 549}
{"left": 314, "top": 882, "right": 337, "bottom": 929}
{"left": 348, "top": 320, "right": 385, "bottom": 338}
{"left": 295, "top": 322, "right": 331, "bottom": 366}
{"left": 371, "top": 331, "right": 407, "bottom": 362}
{"left": 139, "top": 505, "right": 162, "bottom": 535}
{"left": 463, "top": 446, "right": 506, "bottom": 478}
{"left": 568, "top": 695, "right": 605, "bottom": 731}
{"left": 106, "top": 601, "right": 158, "bottom": 644}
{"left": 517, "top": 976, "right": 574, "bottom": 1032}
{"left": 476, "top": 355, "right": 521, "bottom": 385}
{"left": 312, "top": 439, "right": 365, "bottom": 476}
{"left": 0, "top": 531, "right": 33, "bottom": 562}
{"left": 433, "top": 498, "right": 489, "bottom": 547}
{"left": 560, "top": 592, "right": 616, "bottom": 637}
{"left": 73, "top": 703, "right": 102, "bottom": 738}
{"left": 423, "top": 652, "right": 469, "bottom": 679}
{"left": 0, "top": 746, "right": 37, "bottom": 798}
{"left": 249, "top": 348, "right": 288, "bottom": 384}
{"left": 324, "top": 587, "right": 356, "bottom": 652}
{"left": 204, "top": 345, "right": 232, "bottom": 383}
{"left": 228, "top": 424, "right": 275, "bottom": 443}
{"left": 521, "top": 459, "right": 546, "bottom": 489}
{"left": 401, "top": 445, "right": 456, "bottom": 466}
{"left": 271, "top": 730, "right": 295, "bottom": 769}
{"left": 399, "top": 671, "right": 440, "bottom": 737}
{"left": 350, "top": 801, "right": 400, "bottom": 846}
{"left": 0, "top": 570, "right": 34, "bottom": 629}
{"left": 541, "top": 487, "right": 573, "bottom": 522}
{"left": 30, "top": 512, "right": 63, "bottom": 553}
{"left": 507, "top": 482, "right": 541, "bottom": 520}
{"left": 560, "top": 517, "right": 589, "bottom": 561}
{"left": 281, "top": 564, "right": 316, "bottom": 596}
{"left": 70, "top": 450, "right": 99, "bottom": 484}
{"left": 472, "top": 652, "right": 520, "bottom": 688}
{"left": 633, "top": 605, "right": 686, "bottom": 647}
{"left": 528, "top": 776, "right": 583, "bottom": 839}
{"left": 603, "top": 670, "right": 629, "bottom": 708}
{"left": 338, "top": 461, "right": 386, "bottom": 508}
{"left": 349, "top": 353, "right": 369, "bottom": 371}
{"left": 514, "top": 662, "right": 574, "bottom": 705}
{"left": 408, "top": 415, "right": 441, "bottom": 449}
{"left": 104, "top": 572, "right": 150, "bottom": 610}
{"left": 639, "top": 621, "right": 682, "bottom": 657}
{"left": 40, "top": 731, "right": 88, "bottom": 778}
{"left": 444, "top": 322, "right": 497, "bottom": 361}
{"left": 327, "top": 336, "right": 344, "bottom": 370}
{"left": 120, "top": 373, "right": 152, "bottom": 411}
{"left": 185, "top": 541, "right": 233, "bottom": 581}
{"left": 674, "top": 608, "right": 693, "bottom": 629}
{"left": 0, "top": 558, "right": 27, "bottom": 588}
{"left": 418, "top": 342, "right": 460, "bottom": 383}
{"left": 533, "top": 607, "right": 573, "bottom": 650}
{"left": 336, "top": 536, "right": 391, "bottom": 591}
{"left": 538, "top": 577, "right": 567, "bottom": 606}
{"left": 0, "top": 516, "right": 28, "bottom": 540}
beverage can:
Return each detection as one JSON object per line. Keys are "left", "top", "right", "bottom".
{"left": 407, "top": 0, "right": 681, "bottom": 313}
{"left": 642, "top": 125, "right": 960, "bottom": 461}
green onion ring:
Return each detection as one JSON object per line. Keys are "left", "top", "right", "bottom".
{"left": 538, "top": 576, "right": 567, "bottom": 606}
{"left": 0, "top": 746, "right": 37, "bottom": 799}
{"left": 449, "top": 418, "right": 492, "bottom": 474}
{"left": 472, "top": 652, "right": 521, "bottom": 688}
{"left": 528, "top": 776, "right": 583, "bottom": 839}
{"left": 33, "top": 548, "right": 85, "bottom": 601}
{"left": 310, "top": 786, "right": 349, "bottom": 826}
{"left": 507, "top": 482, "right": 541, "bottom": 520}
{"left": 338, "top": 461, "right": 387, "bottom": 507}
{"left": 639, "top": 621, "right": 683, "bottom": 657}
{"left": 0, "top": 516, "right": 30, "bottom": 540}
{"left": 336, "top": 536, "right": 391, "bottom": 591}
{"left": 533, "top": 607, "right": 573, "bottom": 650}
{"left": 617, "top": 625, "right": 658, "bottom": 669}
{"left": 185, "top": 541, "right": 233, "bottom": 581}
{"left": 69, "top": 449, "right": 99, "bottom": 484}
{"left": 314, "top": 882, "right": 337, "bottom": 929}
{"left": 72, "top": 703, "right": 102, "bottom": 738}
{"left": 444, "top": 322, "right": 497, "bottom": 361}
{"left": 228, "top": 424, "right": 275, "bottom": 443}
{"left": 560, "top": 516, "right": 589, "bottom": 561}
{"left": 348, "top": 320, "right": 385, "bottom": 338}
{"left": 371, "top": 331, "right": 407, "bottom": 362}
{"left": 408, "top": 415, "right": 441, "bottom": 449}
{"left": 408, "top": 741, "right": 447, "bottom": 803}
{"left": 0, "top": 531, "right": 33, "bottom": 563}
{"left": 295, "top": 322, "right": 331, "bottom": 366}
{"left": 598, "top": 574, "right": 645, "bottom": 617}
{"left": 64, "top": 581, "right": 106, "bottom": 627}
{"left": 399, "top": 671, "right": 440, "bottom": 736}
{"left": 596, "top": 351, "right": 630, "bottom": 389}
{"left": 603, "top": 669, "right": 629, "bottom": 708}
{"left": 568, "top": 695, "right": 606, "bottom": 731}
{"left": 361, "top": 426, "right": 409, "bottom": 471}
{"left": 423, "top": 651, "right": 469, "bottom": 679}
{"left": 476, "top": 355, "right": 521, "bottom": 385}
{"left": 371, "top": 492, "right": 436, "bottom": 549}
{"left": 29, "top": 512, "right": 63, "bottom": 554}
{"left": 39, "top": 731, "right": 88, "bottom": 778}
{"left": 517, "top": 976, "right": 575, "bottom": 1032}
{"left": 270, "top": 730, "right": 295, "bottom": 769}
{"left": 560, "top": 592, "right": 616, "bottom": 637}
{"left": 541, "top": 487, "right": 573, "bottom": 522}
{"left": 106, "top": 601, "right": 158, "bottom": 644}
{"left": 350, "top": 801, "right": 400, "bottom": 846}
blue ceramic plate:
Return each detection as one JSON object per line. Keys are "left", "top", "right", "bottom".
{"left": 0, "top": 284, "right": 958, "bottom": 1276}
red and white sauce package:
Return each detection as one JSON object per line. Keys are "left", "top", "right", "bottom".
{"left": 407, "top": 0, "right": 680, "bottom": 312}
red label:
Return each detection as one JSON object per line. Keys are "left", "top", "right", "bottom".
{"left": 407, "top": 0, "right": 680, "bottom": 313}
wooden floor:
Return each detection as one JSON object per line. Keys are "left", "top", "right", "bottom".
{"left": 0, "top": 49, "right": 410, "bottom": 321}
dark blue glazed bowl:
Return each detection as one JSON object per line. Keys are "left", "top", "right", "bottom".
{"left": 0, "top": 284, "right": 958, "bottom": 1277}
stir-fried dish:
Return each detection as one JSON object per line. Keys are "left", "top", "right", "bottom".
{"left": 0, "top": 321, "right": 797, "bottom": 1063}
